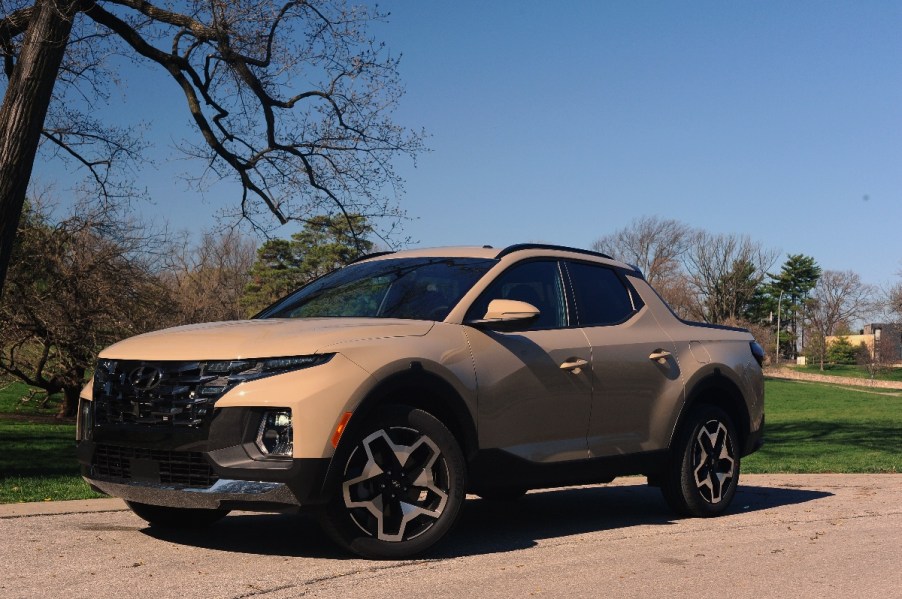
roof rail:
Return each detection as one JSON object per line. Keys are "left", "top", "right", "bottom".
{"left": 347, "top": 250, "right": 396, "bottom": 264}
{"left": 497, "top": 243, "right": 614, "bottom": 261}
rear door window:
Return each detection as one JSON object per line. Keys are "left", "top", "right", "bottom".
{"left": 565, "top": 261, "right": 637, "bottom": 326}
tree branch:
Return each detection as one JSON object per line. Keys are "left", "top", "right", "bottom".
{"left": 41, "top": 129, "right": 110, "bottom": 184}
{"left": 83, "top": 2, "right": 290, "bottom": 223}
{"left": 103, "top": 0, "right": 217, "bottom": 39}
{"left": 0, "top": 5, "right": 35, "bottom": 77}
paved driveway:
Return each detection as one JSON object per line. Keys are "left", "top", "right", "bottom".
{"left": 1, "top": 474, "right": 899, "bottom": 598}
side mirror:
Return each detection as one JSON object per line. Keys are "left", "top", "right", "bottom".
{"left": 466, "top": 299, "right": 540, "bottom": 329}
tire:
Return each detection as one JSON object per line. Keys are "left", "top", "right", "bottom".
{"left": 661, "top": 405, "right": 740, "bottom": 517}
{"left": 126, "top": 501, "right": 230, "bottom": 528}
{"left": 319, "top": 405, "right": 467, "bottom": 559}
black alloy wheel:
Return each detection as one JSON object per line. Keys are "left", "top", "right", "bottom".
{"left": 319, "top": 405, "right": 466, "bottom": 559}
{"left": 661, "top": 405, "right": 740, "bottom": 517}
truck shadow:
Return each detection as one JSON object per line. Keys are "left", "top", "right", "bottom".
{"left": 140, "top": 481, "right": 832, "bottom": 559}
{"left": 435, "top": 482, "right": 831, "bottom": 558}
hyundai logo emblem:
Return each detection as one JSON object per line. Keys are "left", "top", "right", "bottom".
{"left": 129, "top": 366, "right": 163, "bottom": 392}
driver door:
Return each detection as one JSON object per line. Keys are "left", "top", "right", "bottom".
{"left": 464, "top": 260, "right": 592, "bottom": 463}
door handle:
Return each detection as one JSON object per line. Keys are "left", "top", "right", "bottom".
{"left": 560, "top": 358, "right": 589, "bottom": 372}
{"left": 649, "top": 349, "right": 672, "bottom": 363}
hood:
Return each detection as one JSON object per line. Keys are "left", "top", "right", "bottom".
{"left": 99, "top": 318, "right": 435, "bottom": 361}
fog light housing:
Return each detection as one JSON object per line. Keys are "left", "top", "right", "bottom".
{"left": 256, "top": 410, "right": 293, "bottom": 457}
{"left": 77, "top": 399, "right": 93, "bottom": 441}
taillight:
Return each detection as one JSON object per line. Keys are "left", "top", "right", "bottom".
{"left": 750, "top": 341, "right": 765, "bottom": 367}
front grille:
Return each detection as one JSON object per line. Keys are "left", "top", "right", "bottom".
{"left": 92, "top": 444, "right": 219, "bottom": 488}
{"left": 93, "top": 360, "right": 228, "bottom": 427}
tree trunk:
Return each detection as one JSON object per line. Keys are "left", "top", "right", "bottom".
{"left": 60, "top": 383, "right": 80, "bottom": 418}
{"left": 58, "top": 364, "right": 85, "bottom": 418}
{"left": 0, "top": 0, "right": 76, "bottom": 300}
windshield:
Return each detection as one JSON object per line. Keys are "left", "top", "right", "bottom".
{"left": 258, "top": 257, "right": 497, "bottom": 321}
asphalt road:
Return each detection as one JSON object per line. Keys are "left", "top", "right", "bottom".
{"left": 1, "top": 474, "right": 899, "bottom": 599}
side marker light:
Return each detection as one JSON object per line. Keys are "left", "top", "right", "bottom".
{"left": 331, "top": 412, "right": 353, "bottom": 448}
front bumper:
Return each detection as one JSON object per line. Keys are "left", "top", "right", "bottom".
{"left": 77, "top": 403, "right": 333, "bottom": 510}
{"left": 84, "top": 477, "right": 301, "bottom": 511}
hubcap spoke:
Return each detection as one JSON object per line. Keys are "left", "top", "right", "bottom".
{"left": 692, "top": 419, "right": 735, "bottom": 504}
{"left": 343, "top": 427, "right": 449, "bottom": 542}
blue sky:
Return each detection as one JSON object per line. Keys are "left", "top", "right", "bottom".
{"left": 41, "top": 1, "right": 902, "bottom": 286}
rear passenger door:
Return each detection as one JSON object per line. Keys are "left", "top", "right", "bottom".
{"left": 564, "top": 261, "right": 682, "bottom": 458}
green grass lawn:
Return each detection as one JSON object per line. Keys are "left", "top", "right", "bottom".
{"left": 0, "top": 380, "right": 56, "bottom": 415}
{"left": 0, "top": 381, "right": 103, "bottom": 503}
{"left": 744, "top": 379, "right": 901, "bottom": 473}
{"left": 788, "top": 363, "right": 902, "bottom": 382}
{"left": 0, "top": 377, "right": 899, "bottom": 504}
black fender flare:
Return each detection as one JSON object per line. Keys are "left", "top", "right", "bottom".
{"left": 671, "top": 368, "right": 751, "bottom": 453}
{"left": 317, "top": 366, "right": 478, "bottom": 502}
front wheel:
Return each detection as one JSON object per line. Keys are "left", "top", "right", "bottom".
{"left": 661, "top": 405, "right": 740, "bottom": 517}
{"left": 319, "top": 406, "right": 466, "bottom": 559}
{"left": 126, "top": 501, "right": 229, "bottom": 528}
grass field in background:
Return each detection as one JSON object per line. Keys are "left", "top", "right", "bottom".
{"left": 0, "top": 377, "right": 899, "bottom": 504}
{"left": 744, "top": 379, "right": 900, "bottom": 473}
{"left": 0, "top": 380, "right": 59, "bottom": 416}
{"left": 0, "top": 381, "right": 103, "bottom": 503}
{"left": 0, "top": 420, "right": 104, "bottom": 503}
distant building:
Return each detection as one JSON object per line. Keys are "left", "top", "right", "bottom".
{"left": 826, "top": 323, "right": 902, "bottom": 364}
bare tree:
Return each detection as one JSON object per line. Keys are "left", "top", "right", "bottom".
{"left": 890, "top": 289, "right": 902, "bottom": 320}
{"left": 857, "top": 334, "right": 897, "bottom": 379}
{"left": 0, "top": 0, "right": 423, "bottom": 299}
{"left": 591, "top": 215, "right": 699, "bottom": 318}
{"left": 162, "top": 228, "right": 257, "bottom": 325}
{"left": 683, "top": 231, "right": 778, "bottom": 324}
{"left": 885, "top": 275, "right": 902, "bottom": 323}
{"left": 806, "top": 270, "right": 876, "bottom": 371}
{"left": 0, "top": 198, "right": 171, "bottom": 416}
{"left": 592, "top": 216, "right": 691, "bottom": 287}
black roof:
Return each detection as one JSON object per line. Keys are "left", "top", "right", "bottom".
{"left": 498, "top": 243, "right": 614, "bottom": 261}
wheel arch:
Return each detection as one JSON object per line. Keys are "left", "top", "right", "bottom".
{"left": 317, "top": 366, "right": 478, "bottom": 502}
{"left": 673, "top": 369, "right": 751, "bottom": 452}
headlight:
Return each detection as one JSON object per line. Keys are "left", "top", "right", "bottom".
{"left": 196, "top": 354, "right": 334, "bottom": 396}
{"left": 256, "top": 410, "right": 293, "bottom": 457}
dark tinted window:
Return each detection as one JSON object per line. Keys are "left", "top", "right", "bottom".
{"left": 566, "top": 262, "right": 635, "bottom": 326}
{"left": 465, "top": 260, "right": 567, "bottom": 329}
{"left": 259, "top": 258, "right": 496, "bottom": 321}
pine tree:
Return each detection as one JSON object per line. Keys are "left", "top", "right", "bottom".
{"left": 241, "top": 215, "right": 375, "bottom": 316}
{"left": 768, "top": 254, "right": 822, "bottom": 358}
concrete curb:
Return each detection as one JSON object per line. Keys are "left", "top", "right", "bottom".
{"left": 0, "top": 497, "right": 126, "bottom": 519}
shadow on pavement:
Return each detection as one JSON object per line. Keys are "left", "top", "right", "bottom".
{"left": 140, "top": 481, "right": 832, "bottom": 559}
{"left": 141, "top": 512, "right": 350, "bottom": 559}
{"left": 434, "top": 482, "right": 832, "bottom": 558}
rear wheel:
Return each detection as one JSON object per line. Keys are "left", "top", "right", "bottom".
{"left": 126, "top": 501, "right": 229, "bottom": 528}
{"left": 661, "top": 405, "right": 740, "bottom": 517}
{"left": 319, "top": 405, "right": 466, "bottom": 559}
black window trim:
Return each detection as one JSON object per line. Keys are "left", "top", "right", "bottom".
{"left": 463, "top": 257, "right": 574, "bottom": 332}
{"left": 464, "top": 257, "right": 647, "bottom": 332}
{"left": 561, "top": 259, "right": 645, "bottom": 328}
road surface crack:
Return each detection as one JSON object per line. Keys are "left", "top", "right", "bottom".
{"left": 227, "top": 559, "right": 438, "bottom": 599}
